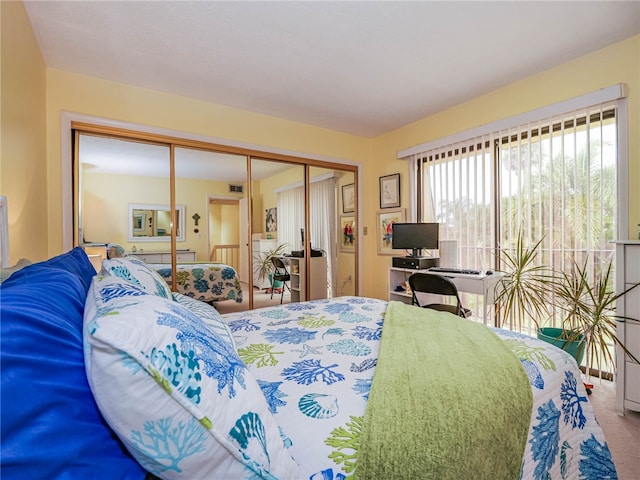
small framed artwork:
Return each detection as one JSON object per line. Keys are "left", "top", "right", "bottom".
{"left": 265, "top": 207, "right": 277, "bottom": 232}
{"left": 376, "top": 208, "right": 405, "bottom": 255}
{"left": 132, "top": 213, "right": 146, "bottom": 233}
{"left": 339, "top": 215, "right": 356, "bottom": 252}
{"left": 342, "top": 183, "right": 355, "bottom": 213}
{"left": 379, "top": 173, "right": 400, "bottom": 209}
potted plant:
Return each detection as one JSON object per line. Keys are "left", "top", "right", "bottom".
{"left": 494, "top": 232, "right": 554, "bottom": 333}
{"left": 549, "top": 258, "right": 640, "bottom": 377}
{"left": 253, "top": 243, "right": 287, "bottom": 291}
{"left": 496, "top": 233, "right": 640, "bottom": 380}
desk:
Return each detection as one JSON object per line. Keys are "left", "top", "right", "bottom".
{"left": 388, "top": 267, "right": 504, "bottom": 324}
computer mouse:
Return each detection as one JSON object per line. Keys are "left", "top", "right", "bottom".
{"left": 485, "top": 270, "right": 494, "bottom": 275}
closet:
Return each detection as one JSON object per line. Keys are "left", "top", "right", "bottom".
{"left": 73, "top": 124, "right": 358, "bottom": 310}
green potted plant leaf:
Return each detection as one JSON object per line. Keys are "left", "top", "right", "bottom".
{"left": 494, "top": 231, "right": 554, "bottom": 333}
{"left": 253, "top": 243, "right": 287, "bottom": 290}
{"left": 549, "top": 258, "right": 640, "bottom": 376}
{"left": 496, "top": 231, "right": 640, "bottom": 380}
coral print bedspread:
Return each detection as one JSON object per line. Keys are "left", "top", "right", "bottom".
{"left": 151, "top": 263, "right": 242, "bottom": 303}
{"left": 221, "top": 297, "right": 616, "bottom": 480}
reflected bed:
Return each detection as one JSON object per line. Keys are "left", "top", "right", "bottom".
{"left": 151, "top": 262, "right": 243, "bottom": 303}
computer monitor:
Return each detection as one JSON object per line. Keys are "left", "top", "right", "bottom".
{"left": 392, "top": 222, "right": 439, "bottom": 258}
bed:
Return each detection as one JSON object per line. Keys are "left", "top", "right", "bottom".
{"left": 1, "top": 249, "right": 616, "bottom": 479}
{"left": 221, "top": 297, "right": 617, "bottom": 480}
{"left": 150, "top": 262, "right": 243, "bottom": 303}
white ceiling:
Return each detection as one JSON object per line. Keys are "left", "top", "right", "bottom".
{"left": 79, "top": 134, "right": 293, "bottom": 181}
{"left": 25, "top": 1, "right": 640, "bottom": 139}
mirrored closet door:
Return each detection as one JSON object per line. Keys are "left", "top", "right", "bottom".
{"left": 74, "top": 126, "right": 358, "bottom": 312}
{"left": 174, "top": 146, "right": 249, "bottom": 309}
{"left": 77, "top": 133, "right": 171, "bottom": 253}
{"left": 249, "top": 158, "right": 306, "bottom": 307}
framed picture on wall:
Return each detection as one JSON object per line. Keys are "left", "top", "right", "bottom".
{"left": 339, "top": 215, "right": 356, "bottom": 252}
{"left": 379, "top": 173, "right": 400, "bottom": 209}
{"left": 265, "top": 207, "right": 277, "bottom": 232}
{"left": 132, "top": 213, "right": 145, "bottom": 233}
{"left": 376, "top": 208, "right": 405, "bottom": 255}
{"left": 342, "top": 183, "right": 355, "bottom": 213}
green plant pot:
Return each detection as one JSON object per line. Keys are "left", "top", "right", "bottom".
{"left": 269, "top": 274, "right": 283, "bottom": 289}
{"left": 537, "top": 327, "right": 585, "bottom": 364}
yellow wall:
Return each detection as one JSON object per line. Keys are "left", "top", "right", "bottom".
{"left": 2, "top": 0, "right": 638, "bottom": 301}
{"left": 363, "top": 35, "right": 640, "bottom": 300}
{"left": 254, "top": 164, "right": 305, "bottom": 236}
{"left": 83, "top": 171, "right": 243, "bottom": 261}
{"left": 82, "top": 171, "right": 170, "bottom": 248}
{"left": 0, "top": 1, "right": 48, "bottom": 263}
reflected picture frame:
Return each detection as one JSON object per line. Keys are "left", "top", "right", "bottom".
{"left": 379, "top": 173, "right": 400, "bottom": 209}
{"left": 132, "top": 213, "right": 145, "bottom": 233}
{"left": 342, "top": 183, "right": 355, "bottom": 213}
{"left": 265, "top": 207, "right": 277, "bottom": 232}
{"left": 376, "top": 208, "right": 405, "bottom": 255}
{"left": 339, "top": 215, "right": 356, "bottom": 253}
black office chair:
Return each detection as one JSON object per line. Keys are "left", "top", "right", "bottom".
{"left": 270, "top": 256, "right": 291, "bottom": 304}
{"left": 408, "top": 273, "right": 472, "bottom": 318}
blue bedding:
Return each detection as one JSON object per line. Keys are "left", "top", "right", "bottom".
{"left": 0, "top": 248, "right": 146, "bottom": 479}
{"left": 221, "top": 297, "right": 616, "bottom": 479}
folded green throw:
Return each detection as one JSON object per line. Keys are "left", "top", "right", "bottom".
{"left": 356, "top": 301, "right": 532, "bottom": 480}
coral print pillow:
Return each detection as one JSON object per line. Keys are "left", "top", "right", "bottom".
{"left": 101, "top": 257, "right": 173, "bottom": 299}
{"left": 172, "top": 292, "right": 237, "bottom": 352}
{"left": 83, "top": 275, "right": 299, "bottom": 479}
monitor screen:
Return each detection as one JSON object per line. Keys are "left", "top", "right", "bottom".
{"left": 392, "top": 222, "right": 439, "bottom": 257}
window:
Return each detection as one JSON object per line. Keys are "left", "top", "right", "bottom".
{"left": 419, "top": 136, "right": 494, "bottom": 271}
{"left": 496, "top": 107, "right": 617, "bottom": 275}
{"left": 401, "top": 86, "right": 628, "bottom": 332}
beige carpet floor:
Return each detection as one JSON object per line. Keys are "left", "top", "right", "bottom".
{"left": 213, "top": 283, "right": 291, "bottom": 314}
{"left": 213, "top": 288, "right": 640, "bottom": 478}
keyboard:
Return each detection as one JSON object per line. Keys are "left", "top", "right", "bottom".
{"left": 428, "top": 267, "right": 482, "bottom": 275}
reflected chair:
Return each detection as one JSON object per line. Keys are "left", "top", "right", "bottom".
{"left": 270, "top": 256, "right": 291, "bottom": 304}
{"left": 408, "top": 273, "right": 472, "bottom": 318}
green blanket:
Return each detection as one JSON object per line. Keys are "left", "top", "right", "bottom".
{"left": 356, "top": 302, "right": 532, "bottom": 480}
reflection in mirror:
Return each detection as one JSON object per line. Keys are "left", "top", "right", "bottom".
{"left": 306, "top": 166, "right": 357, "bottom": 299}
{"left": 76, "top": 130, "right": 358, "bottom": 310}
{"left": 251, "top": 158, "right": 305, "bottom": 306}
{"left": 174, "top": 146, "right": 249, "bottom": 311}
{"left": 78, "top": 134, "right": 170, "bottom": 248}
{"left": 334, "top": 170, "right": 356, "bottom": 296}
{"left": 127, "top": 203, "right": 185, "bottom": 242}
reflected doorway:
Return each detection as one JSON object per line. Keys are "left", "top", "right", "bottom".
{"left": 207, "top": 197, "right": 240, "bottom": 274}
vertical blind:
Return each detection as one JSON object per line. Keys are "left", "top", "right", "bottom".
{"left": 496, "top": 106, "right": 617, "bottom": 276}
{"left": 419, "top": 136, "right": 494, "bottom": 271}
{"left": 415, "top": 102, "right": 618, "bottom": 331}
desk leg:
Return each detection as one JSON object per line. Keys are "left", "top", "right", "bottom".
{"left": 483, "top": 298, "right": 488, "bottom": 325}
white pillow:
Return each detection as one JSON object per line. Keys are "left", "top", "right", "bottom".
{"left": 172, "top": 292, "right": 236, "bottom": 352}
{"left": 83, "top": 275, "right": 299, "bottom": 479}
{"left": 101, "top": 256, "right": 173, "bottom": 299}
